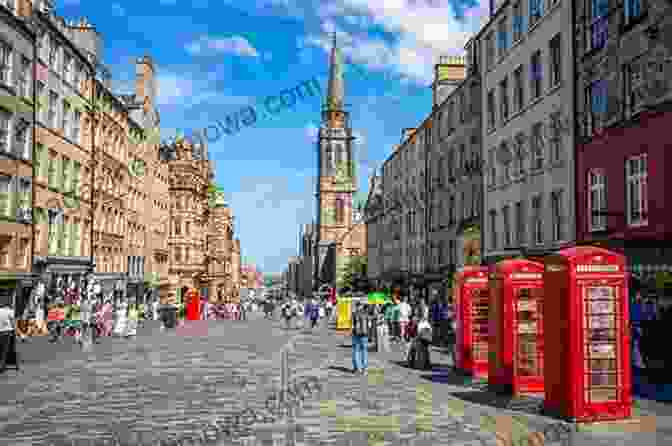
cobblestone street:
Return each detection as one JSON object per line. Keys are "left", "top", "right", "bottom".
{"left": 1, "top": 314, "right": 672, "bottom": 445}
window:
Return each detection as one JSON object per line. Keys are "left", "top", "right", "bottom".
{"left": 36, "top": 81, "right": 45, "bottom": 122}
{"left": 72, "top": 161, "right": 81, "bottom": 197}
{"left": 61, "top": 157, "right": 71, "bottom": 193}
{"left": 488, "top": 149, "right": 496, "bottom": 186}
{"left": 498, "top": 17, "right": 509, "bottom": 56}
{"left": 514, "top": 66, "right": 524, "bottom": 111}
{"left": 0, "top": 41, "right": 11, "bottom": 85}
{"left": 587, "top": 79, "right": 607, "bottom": 134}
{"left": 549, "top": 112, "right": 563, "bottom": 162}
{"left": 34, "top": 143, "right": 44, "bottom": 178}
{"left": 530, "top": 0, "right": 543, "bottom": 27}
{"left": 624, "top": 0, "right": 643, "bottom": 24}
{"left": 47, "top": 150, "right": 57, "bottom": 187}
{"left": 500, "top": 77, "right": 509, "bottom": 122}
{"left": 459, "top": 92, "right": 466, "bottom": 123}
{"left": 447, "top": 101, "right": 454, "bottom": 132}
{"left": 503, "top": 205, "right": 511, "bottom": 247}
{"left": 487, "top": 90, "right": 496, "bottom": 129}
{"left": 470, "top": 83, "right": 479, "bottom": 116}
{"left": 48, "top": 209, "right": 61, "bottom": 255}
{"left": 14, "top": 118, "right": 28, "bottom": 158}
{"left": 485, "top": 32, "right": 495, "bottom": 70}
{"left": 590, "top": 0, "right": 608, "bottom": 50}
{"left": 588, "top": 169, "right": 606, "bottom": 231}
{"left": 461, "top": 190, "right": 468, "bottom": 220}
{"left": 16, "top": 177, "right": 28, "bottom": 217}
{"left": 531, "top": 122, "right": 544, "bottom": 169}
{"left": 449, "top": 195, "right": 455, "bottom": 224}
{"left": 532, "top": 195, "right": 543, "bottom": 244}
{"left": 62, "top": 100, "right": 70, "bottom": 135}
{"left": 513, "top": 3, "right": 523, "bottom": 41}
{"left": 18, "top": 56, "right": 30, "bottom": 98}
{"left": 48, "top": 91, "right": 58, "bottom": 128}
{"left": 0, "top": 107, "right": 9, "bottom": 152}
{"left": 626, "top": 154, "right": 648, "bottom": 226}
{"left": 0, "top": 175, "right": 10, "bottom": 218}
{"left": 501, "top": 141, "right": 511, "bottom": 182}
{"left": 63, "top": 53, "right": 72, "bottom": 83}
{"left": 516, "top": 201, "right": 526, "bottom": 245}
{"left": 335, "top": 198, "right": 344, "bottom": 223}
{"left": 530, "top": 51, "right": 542, "bottom": 99}
{"left": 72, "top": 110, "right": 81, "bottom": 143}
{"left": 514, "top": 133, "right": 525, "bottom": 175}
{"left": 551, "top": 190, "right": 564, "bottom": 241}
{"left": 549, "top": 33, "right": 562, "bottom": 87}
{"left": 49, "top": 41, "right": 58, "bottom": 68}
{"left": 489, "top": 210, "right": 497, "bottom": 250}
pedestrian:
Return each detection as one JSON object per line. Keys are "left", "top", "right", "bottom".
{"left": 48, "top": 298, "right": 65, "bottom": 343}
{"left": 407, "top": 310, "right": 433, "bottom": 370}
{"left": 113, "top": 301, "right": 129, "bottom": 337}
{"left": 152, "top": 298, "right": 160, "bottom": 321}
{"left": 79, "top": 296, "right": 93, "bottom": 350}
{"left": 351, "top": 301, "right": 370, "bottom": 374}
{"left": 376, "top": 304, "right": 390, "bottom": 353}
{"left": 240, "top": 301, "right": 247, "bottom": 321}
{"left": 201, "top": 296, "right": 209, "bottom": 321}
{"left": 398, "top": 296, "right": 412, "bottom": 342}
{"left": 309, "top": 297, "right": 320, "bottom": 329}
{"left": 127, "top": 304, "right": 139, "bottom": 337}
{"left": 0, "top": 298, "right": 18, "bottom": 373}
{"left": 282, "top": 300, "right": 293, "bottom": 329}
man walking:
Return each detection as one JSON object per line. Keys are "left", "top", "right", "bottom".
{"left": 351, "top": 301, "right": 370, "bottom": 374}
{"left": 398, "top": 296, "right": 412, "bottom": 342}
{"left": 309, "top": 297, "right": 320, "bottom": 329}
{"left": 79, "top": 296, "right": 94, "bottom": 350}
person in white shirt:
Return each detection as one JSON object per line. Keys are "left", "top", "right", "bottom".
{"left": 398, "top": 297, "right": 412, "bottom": 341}
{"left": 0, "top": 302, "right": 17, "bottom": 372}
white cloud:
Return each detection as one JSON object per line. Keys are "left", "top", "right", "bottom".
{"left": 186, "top": 35, "right": 260, "bottom": 57}
{"left": 111, "top": 3, "right": 126, "bottom": 16}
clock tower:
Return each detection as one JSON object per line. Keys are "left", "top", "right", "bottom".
{"left": 315, "top": 34, "right": 357, "bottom": 287}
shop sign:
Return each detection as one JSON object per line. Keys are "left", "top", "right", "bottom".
{"left": 511, "top": 273, "right": 542, "bottom": 280}
{"left": 576, "top": 264, "right": 619, "bottom": 273}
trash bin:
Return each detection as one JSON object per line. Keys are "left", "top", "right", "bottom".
{"left": 159, "top": 305, "right": 177, "bottom": 328}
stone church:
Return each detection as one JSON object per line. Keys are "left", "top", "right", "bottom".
{"left": 314, "top": 35, "right": 366, "bottom": 291}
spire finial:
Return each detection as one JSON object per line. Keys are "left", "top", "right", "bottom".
{"left": 326, "top": 32, "right": 344, "bottom": 111}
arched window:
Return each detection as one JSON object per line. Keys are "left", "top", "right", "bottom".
{"left": 335, "top": 198, "right": 345, "bottom": 224}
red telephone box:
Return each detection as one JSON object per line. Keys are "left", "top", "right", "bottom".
{"left": 488, "top": 259, "right": 545, "bottom": 395}
{"left": 543, "top": 246, "right": 631, "bottom": 422}
{"left": 454, "top": 266, "right": 490, "bottom": 378}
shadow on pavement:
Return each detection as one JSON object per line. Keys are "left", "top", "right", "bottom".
{"left": 328, "top": 365, "right": 354, "bottom": 374}
{"left": 448, "top": 390, "right": 545, "bottom": 416}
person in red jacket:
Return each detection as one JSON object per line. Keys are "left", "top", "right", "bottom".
{"left": 186, "top": 289, "right": 201, "bottom": 321}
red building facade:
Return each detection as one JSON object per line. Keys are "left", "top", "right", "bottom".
{"left": 576, "top": 108, "right": 672, "bottom": 271}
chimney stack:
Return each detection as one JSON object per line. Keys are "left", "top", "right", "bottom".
{"left": 432, "top": 55, "right": 466, "bottom": 108}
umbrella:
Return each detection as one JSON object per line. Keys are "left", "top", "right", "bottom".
{"left": 368, "top": 291, "right": 391, "bottom": 305}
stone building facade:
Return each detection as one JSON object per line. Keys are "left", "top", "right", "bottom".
{"left": 428, "top": 54, "right": 482, "bottom": 300}
{"left": 481, "top": 0, "right": 576, "bottom": 263}
{"left": 0, "top": 0, "right": 36, "bottom": 309}
{"left": 364, "top": 173, "right": 384, "bottom": 287}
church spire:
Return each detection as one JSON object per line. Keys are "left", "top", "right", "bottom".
{"left": 325, "top": 32, "right": 344, "bottom": 111}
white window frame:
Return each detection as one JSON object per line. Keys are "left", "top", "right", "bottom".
{"left": 532, "top": 195, "right": 543, "bottom": 245}
{"left": 551, "top": 189, "right": 563, "bottom": 241}
{"left": 531, "top": 122, "right": 545, "bottom": 169}
{"left": 0, "top": 40, "right": 12, "bottom": 86}
{"left": 48, "top": 91, "right": 58, "bottom": 128}
{"left": 0, "top": 107, "right": 10, "bottom": 153}
{"left": 626, "top": 153, "right": 648, "bottom": 227}
{"left": 588, "top": 168, "right": 606, "bottom": 231}
{"left": 18, "top": 55, "right": 30, "bottom": 98}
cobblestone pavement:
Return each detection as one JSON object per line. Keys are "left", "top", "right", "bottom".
{"left": 1, "top": 314, "right": 672, "bottom": 446}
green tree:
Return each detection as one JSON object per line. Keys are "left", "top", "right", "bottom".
{"left": 338, "top": 255, "right": 368, "bottom": 291}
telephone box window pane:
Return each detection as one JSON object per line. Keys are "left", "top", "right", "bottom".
{"left": 471, "top": 288, "right": 490, "bottom": 361}
{"left": 516, "top": 287, "right": 543, "bottom": 377}
{"left": 584, "top": 285, "right": 620, "bottom": 403}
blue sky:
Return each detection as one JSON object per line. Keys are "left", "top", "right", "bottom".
{"left": 60, "top": 0, "right": 489, "bottom": 274}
